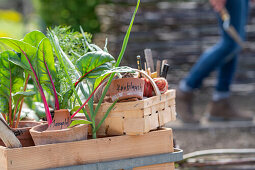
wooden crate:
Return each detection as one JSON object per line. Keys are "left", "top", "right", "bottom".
{"left": 89, "top": 89, "right": 176, "bottom": 136}
{"left": 0, "top": 128, "right": 173, "bottom": 170}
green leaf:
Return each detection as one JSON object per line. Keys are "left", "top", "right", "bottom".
{"left": 69, "top": 119, "right": 92, "bottom": 128}
{"left": 12, "top": 90, "right": 36, "bottom": 105}
{"left": 23, "top": 31, "right": 57, "bottom": 94}
{"left": 48, "top": 30, "right": 91, "bottom": 121}
{"left": 0, "top": 35, "right": 56, "bottom": 86}
{"left": 23, "top": 30, "right": 46, "bottom": 48}
{"left": 0, "top": 51, "right": 24, "bottom": 114}
{"left": 70, "top": 105, "right": 83, "bottom": 115}
{"left": 0, "top": 31, "right": 58, "bottom": 121}
{"left": 61, "top": 89, "right": 73, "bottom": 109}
{"left": 75, "top": 51, "right": 115, "bottom": 83}
{"left": 0, "top": 95, "right": 8, "bottom": 114}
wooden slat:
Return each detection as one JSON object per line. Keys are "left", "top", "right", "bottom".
{"left": 104, "top": 117, "right": 124, "bottom": 135}
{"left": 134, "top": 162, "right": 174, "bottom": 170}
{"left": 149, "top": 113, "right": 159, "bottom": 130}
{"left": 124, "top": 118, "right": 145, "bottom": 135}
{"left": 124, "top": 110, "right": 144, "bottom": 118}
{"left": 96, "top": 90, "right": 175, "bottom": 113}
{"left": 0, "top": 146, "right": 7, "bottom": 170}
{"left": 2, "top": 129, "right": 173, "bottom": 170}
{"left": 99, "top": 100, "right": 145, "bottom": 112}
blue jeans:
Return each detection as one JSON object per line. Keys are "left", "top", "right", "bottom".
{"left": 182, "top": 0, "right": 250, "bottom": 93}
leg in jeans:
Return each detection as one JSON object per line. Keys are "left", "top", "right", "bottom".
{"left": 215, "top": 0, "right": 250, "bottom": 98}
{"left": 180, "top": 0, "right": 249, "bottom": 94}
{"left": 208, "top": 0, "right": 252, "bottom": 121}
{"left": 177, "top": 0, "right": 251, "bottom": 122}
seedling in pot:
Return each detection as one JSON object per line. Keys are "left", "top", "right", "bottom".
{"left": 0, "top": 51, "right": 35, "bottom": 128}
{"left": 49, "top": 0, "right": 140, "bottom": 138}
{"left": 0, "top": 31, "right": 72, "bottom": 128}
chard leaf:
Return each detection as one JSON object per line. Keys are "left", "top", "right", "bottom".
{"left": 0, "top": 95, "right": 8, "bottom": 115}
{"left": 75, "top": 51, "right": 115, "bottom": 85}
{"left": 12, "top": 90, "right": 36, "bottom": 105}
{"left": 23, "top": 30, "right": 46, "bottom": 48}
{"left": 0, "top": 33, "right": 55, "bottom": 124}
{"left": 37, "top": 38, "right": 59, "bottom": 109}
{"left": 23, "top": 31, "right": 58, "bottom": 109}
{"left": 0, "top": 51, "right": 24, "bottom": 114}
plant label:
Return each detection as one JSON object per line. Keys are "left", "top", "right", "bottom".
{"left": 47, "top": 109, "right": 71, "bottom": 131}
{"left": 109, "top": 78, "right": 145, "bottom": 101}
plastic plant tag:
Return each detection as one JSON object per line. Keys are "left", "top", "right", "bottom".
{"left": 47, "top": 109, "right": 71, "bottom": 131}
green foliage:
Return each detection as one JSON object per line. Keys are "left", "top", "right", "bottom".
{"left": 47, "top": 26, "right": 92, "bottom": 110}
{"left": 49, "top": 29, "right": 95, "bottom": 130}
{"left": 75, "top": 51, "right": 115, "bottom": 84}
{"left": 70, "top": 0, "right": 140, "bottom": 139}
{"left": 0, "top": 32, "right": 57, "bottom": 89}
{"left": 0, "top": 51, "right": 36, "bottom": 126}
{"left": 0, "top": 31, "right": 59, "bottom": 124}
{"left": 12, "top": 91, "right": 36, "bottom": 106}
{"left": 92, "top": 0, "right": 140, "bottom": 127}
{"left": 0, "top": 51, "right": 24, "bottom": 114}
{"left": 49, "top": 26, "right": 92, "bottom": 64}
{"left": 37, "top": 0, "right": 101, "bottom": 33}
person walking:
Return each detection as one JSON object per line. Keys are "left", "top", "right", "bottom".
{"left": 177, "top": 0, "right": 253, "bottom": 123}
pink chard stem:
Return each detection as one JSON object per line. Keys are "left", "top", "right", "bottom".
{"left": 74, "top": 63, "right": 105, "bottom": 87}
{"left": 17, "top": 46, "right": 52, "bottom": 124}
{"left": 71, "top": 75, "right": 109, "bottom": 119}
{"left": 42, "top": 46, "right": 59, "bottom": 110}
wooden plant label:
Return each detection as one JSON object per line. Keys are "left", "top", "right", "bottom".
{"left": 109, "top": 78, "right": 145, "bottom": 101}
{"left": 47, "top": 109, "right": 71, "bottom": 131}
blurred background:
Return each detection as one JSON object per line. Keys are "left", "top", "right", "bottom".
{"left": 0, "top": 0, "right": 255, "bottom": 168}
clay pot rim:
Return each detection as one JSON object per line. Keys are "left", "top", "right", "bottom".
{"left": 13, "top": 121, "right": 42, "bottom": 130}
{"left": 30, "top": 123, "right": 88, "bottom": 134}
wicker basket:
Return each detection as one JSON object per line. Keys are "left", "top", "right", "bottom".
{"left": 88, "top": 70, "right": 176, "bottom": 136}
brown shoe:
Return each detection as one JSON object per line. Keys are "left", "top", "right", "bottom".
{"left": 207, "top": 98, "right": 253, "bottom": 122}
{"left": 176, "top": 89, "right": 199, "bottom": 124}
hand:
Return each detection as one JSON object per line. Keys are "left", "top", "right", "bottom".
{"left": 210, "top": 0, "right": 227, "bottom": 12}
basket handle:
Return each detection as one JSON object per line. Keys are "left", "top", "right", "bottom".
{"left": 136, "top": 70, "right": 161, "bottom": 96}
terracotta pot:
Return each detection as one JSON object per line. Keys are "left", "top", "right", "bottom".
{"left": 0, "top": 121, "right": 42, "bottom": 147}
{"left": 30, "top": 121, "right": 88, "bottom": 146}
{"left": 109, "top": 78, "right": 145, "bottom": 102}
